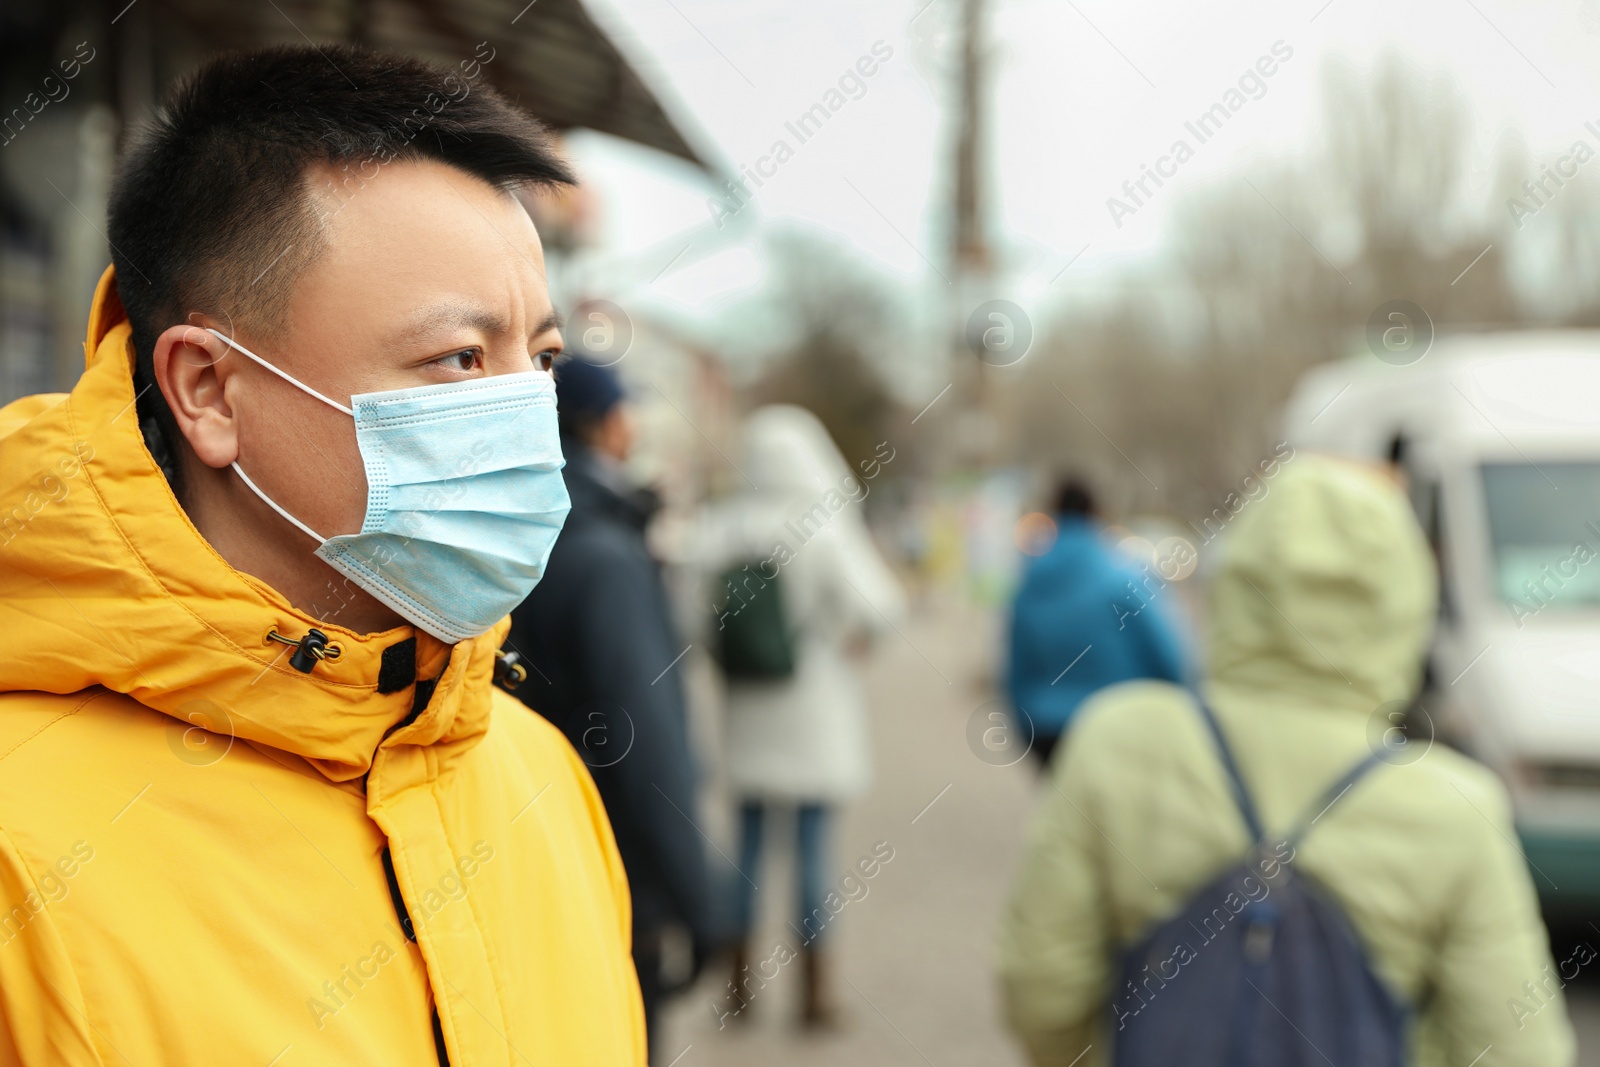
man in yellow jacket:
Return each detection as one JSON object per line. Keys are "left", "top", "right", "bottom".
{"left": 999, "top": 456, "right": 1576, "bottom": 1066}
{"left": 0, "top": 46, "right": 645, "bottom": 1064}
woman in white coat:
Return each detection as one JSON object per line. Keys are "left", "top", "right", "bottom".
{"left": 693, "top": 405, "right": 905, "bottom": 1027}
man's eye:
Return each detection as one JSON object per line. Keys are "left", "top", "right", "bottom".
{"left": 534, "top": 350, "right": 558, "bottom": 372}
{"left": 435, "top": 348, "right": 482, "bottom": 372}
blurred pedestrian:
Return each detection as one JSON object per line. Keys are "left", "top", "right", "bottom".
{"left": 1005, "top": 477, "right": 1189, "bottom": 768}
{"left": 998, "top": 456, "right": 1574, "bottom": 1066}
{"left": 503, "top": 354, "right": 721, "bottom": 1060}
{"left": 692, "top": 405, "right": 905, "bottom": 1028}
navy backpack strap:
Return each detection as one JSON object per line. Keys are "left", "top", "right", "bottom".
{"left": 1195, "top": 701, "right": 1265, "bottom": 844}
{"left": 1282, "top": 749, "right": 1387, "bottom": 852}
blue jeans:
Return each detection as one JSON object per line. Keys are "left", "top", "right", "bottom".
{"left": 734, "top": 801, "right": 832, "bottom": 945}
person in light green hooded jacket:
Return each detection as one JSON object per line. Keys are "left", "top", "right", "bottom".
{"left": 998, "top": 454, "right": 1575, "bottom": 1067}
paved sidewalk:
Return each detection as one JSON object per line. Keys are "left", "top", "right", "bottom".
{"left": 656, "top": 592, "right": 1035, "bottom": 1067}
{"left": 653, "top": 591, "right": 1600, "bottom": 1067}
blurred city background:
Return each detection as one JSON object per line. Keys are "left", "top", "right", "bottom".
{"left": 9, "top": 0, "right": 1600, "bottom": 1062}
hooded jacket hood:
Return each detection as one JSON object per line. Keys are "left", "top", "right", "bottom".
{"left": 741, "top": 403, "right": 854, "bottom": 496}
{"left": 0, "top": 266, "right": 500, "bottom": 782}
{"left": 1206, "top": 453, "right": 1437, "bottom": 714}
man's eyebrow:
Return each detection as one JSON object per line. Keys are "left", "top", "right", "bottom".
{"left": 392, "top": 303, "right": 509, "bottom": 343}
{"left": 532, "top": 310, "right": 563, "bottom": 336}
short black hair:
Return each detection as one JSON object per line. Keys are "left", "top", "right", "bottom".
{"left": 108, "top": 45, "right": 575, "bottom": 492}
{"left": 1053, "top": 476, "right": 1095, "bottom": 517}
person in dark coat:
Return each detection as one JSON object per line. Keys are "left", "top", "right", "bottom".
{"left": 503, "top": 354, "right": 720, "bottom": 1057}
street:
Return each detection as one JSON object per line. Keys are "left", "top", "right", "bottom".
{"left": 658, "top": 593, "right": 1600, "bottom": 1067}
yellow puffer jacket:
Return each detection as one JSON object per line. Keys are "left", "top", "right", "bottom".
{"left": 998, "top": 456, "right": 1575, "bottom": 1067}
{"left": 0, "top": 268, "right": 645, "bottom": 1065}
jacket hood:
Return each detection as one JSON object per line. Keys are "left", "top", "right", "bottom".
{"left": 0, "top": 266, "right": 503, "bottom": 782}
{"left": 741, "top": 404, "right": 853, "bottom": 496}
{"left": 1207, "top": 454, "right": 1436, "bottom": 714}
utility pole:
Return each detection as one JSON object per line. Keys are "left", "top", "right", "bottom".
{"left": 948, "top": 0, "right": 997, "bottom": 456}
{"left": 952, "top": 0, "right": 991, "bottom": 287}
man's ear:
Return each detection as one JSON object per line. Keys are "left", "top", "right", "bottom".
{"left": 152, "top": 324, "right": 240, "bottom": 470}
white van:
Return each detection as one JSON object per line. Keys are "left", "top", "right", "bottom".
{"left": 1284, "top": 331, "right": 1600, "bottom": 921}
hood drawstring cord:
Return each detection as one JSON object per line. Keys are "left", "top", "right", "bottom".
{"left": 265, "top": 628, "right": 344, "bottom": 674}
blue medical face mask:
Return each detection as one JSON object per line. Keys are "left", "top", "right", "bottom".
{"left": 207, "top": 328, "right": 571, "bottom": 643}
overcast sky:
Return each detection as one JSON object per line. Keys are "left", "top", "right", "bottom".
{"left": 560, "top": 0, "right": 1599, "bottom": 320}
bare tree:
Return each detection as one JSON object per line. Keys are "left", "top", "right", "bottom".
{"left": 1004, "top": 53, "right": 1560, "bottom": 522}
{"left": 745, "top": 229, "right": 909, "bottom": 475}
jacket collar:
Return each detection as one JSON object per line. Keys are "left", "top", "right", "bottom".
{"left": 0, "top": 266, "right": 498, "bottom": 782}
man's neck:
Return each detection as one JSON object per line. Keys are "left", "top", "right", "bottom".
{"left": 181, "top": 464, "right": 406, "bottom": 635}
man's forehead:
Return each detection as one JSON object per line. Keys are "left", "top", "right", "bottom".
{"left": 290, "top": 159, "right": 554, "bottom": 335}
{"left": 305, "top": 158, "right": 543, "bottom": 256}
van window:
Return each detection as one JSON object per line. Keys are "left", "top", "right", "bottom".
{"left": 1481, "top": 462, "right": 1600, "bottom": 609}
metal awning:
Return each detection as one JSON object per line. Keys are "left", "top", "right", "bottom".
{"left": 5, "top": 0, "right": 710, "bottom": 169}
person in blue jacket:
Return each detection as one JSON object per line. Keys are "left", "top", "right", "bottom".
{"left": 1005, "top": 477, "right": 1189, "bottom": 767}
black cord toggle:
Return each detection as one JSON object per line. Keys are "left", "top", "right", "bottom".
{"left": 266, "top": 627, "right": 343, "bottom": 674}
{"left": 494, "top": 649, "right": 527, "bottom": 691}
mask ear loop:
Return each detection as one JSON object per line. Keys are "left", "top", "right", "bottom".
{"left": 231, "top": 462, "right": 327, "bottom": 544}
{"left": 203, "top": 327, "right": 344, "bottom": 545}
{"left": 204, "top": 327, "right": 355, "bottom": 416}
